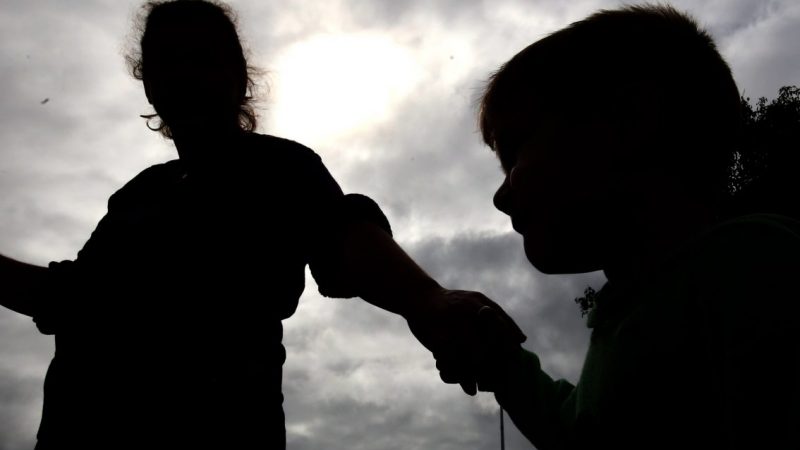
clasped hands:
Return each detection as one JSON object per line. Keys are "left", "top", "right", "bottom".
{"left": 404, "top": 287, "right": 525, "bottom": 395}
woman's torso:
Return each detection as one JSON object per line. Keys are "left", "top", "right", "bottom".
{"left": 38, "top": 133, "right": 338, "bottom": 448}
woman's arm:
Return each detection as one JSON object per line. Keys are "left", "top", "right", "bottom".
{"left": 0, "top": 253, "right": 48, "bottom": 317}
{"left": 298, "top": 148, "right": 525, "bottom": 392}
{"left": 332, "top": 220, "right": 526, "bottom": 394}
{"left": 334, "top": 221, "right": 440, "bottom": 318}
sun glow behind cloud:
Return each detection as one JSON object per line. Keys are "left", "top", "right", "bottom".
{"left": 268, "top": 32, "right": 423, "bottom": 150}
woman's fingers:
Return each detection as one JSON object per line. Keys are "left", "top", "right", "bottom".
{"left": 436, "top": 357, "right": 478, "bottom": 396}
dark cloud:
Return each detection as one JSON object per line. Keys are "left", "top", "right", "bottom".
{"left": 285, "top": 397, "right": 501, "bottom": 450}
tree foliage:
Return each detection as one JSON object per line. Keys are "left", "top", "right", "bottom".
{"left": 575, "top": 286, "right": 598, "bottom": 317}
{"left": 729, "top": 85, "right": 800, "bottom": 219}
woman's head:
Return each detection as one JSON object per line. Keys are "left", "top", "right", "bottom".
{"left": 127, "top": 0, "right": 258, "bottom": 138}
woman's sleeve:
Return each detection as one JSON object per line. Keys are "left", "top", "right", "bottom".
{"left": 300, "top": 152, "right": 393, "bottom": 299}
{"left": 29, "top": 162, "right": 162, "bottom": 335}
{"left": 33, "top": 205, "right": 115, "bottom": 334}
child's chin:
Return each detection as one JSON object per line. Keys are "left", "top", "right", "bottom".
{"left": 523, "top": 237, "right": 593, "bottom": 275}
{"left": 523, "top": 239, "right": 560, "bottom": 274}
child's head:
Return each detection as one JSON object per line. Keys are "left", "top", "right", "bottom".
{"left": 482, "top": 5, "right": 741, "bottom": 274}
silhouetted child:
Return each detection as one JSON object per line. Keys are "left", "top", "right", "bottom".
{"left": 445, "top": 5, "right": 800, "bottom": 449}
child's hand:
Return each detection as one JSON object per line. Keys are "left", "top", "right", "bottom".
{"left": 404, "top": 288, "right": 525, "bottom": 395}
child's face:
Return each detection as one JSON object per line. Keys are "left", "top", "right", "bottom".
{"left": 492, "top": 114, "right": 615, "bottom": 274}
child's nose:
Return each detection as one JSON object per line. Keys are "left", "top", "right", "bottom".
{"left": 493, "top": 178, "right": 511, "bottom": 215}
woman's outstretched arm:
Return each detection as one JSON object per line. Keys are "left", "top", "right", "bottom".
{"left": 328, "top": 220, "right": 527, "bottom": 395}
{"left": 300, "top": 149, "right": 526, "bottom": 394}
{"left": 0, "top": 253, "right": 47, "bottom": 317}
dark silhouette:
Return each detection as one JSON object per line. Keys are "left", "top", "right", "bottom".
{"left": 0, "top": 1, "right": 525, "bottom": 449}
{"left": 438, "top": 5, "right": 800, "bottom": 450}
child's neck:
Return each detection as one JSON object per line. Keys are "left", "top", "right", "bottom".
{"left": 602, "top": 194, "right": 719, "bottom": 285}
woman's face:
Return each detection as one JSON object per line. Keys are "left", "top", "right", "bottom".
{"left": 142, "top": 20, "right": 243, "bottom": 134}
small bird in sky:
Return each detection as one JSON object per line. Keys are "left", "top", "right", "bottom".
{"left": 40, "top": 98, "right": 49, "bottom": 105}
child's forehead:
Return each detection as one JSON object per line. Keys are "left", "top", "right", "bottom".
{"left": 491, "top": 109, "right": 613, "bottom": 171}
{"left": 492, "top": 108, "right": 571, "bottom": 147}
{"left": 491, "top": 118, "right": 550, "bottom": 172}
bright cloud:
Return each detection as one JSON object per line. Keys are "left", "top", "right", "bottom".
{"left": 269, "top": 32, "right": 423, "bottom": 149}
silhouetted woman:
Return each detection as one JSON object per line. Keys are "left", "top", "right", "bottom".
{"left": 0, "top": 1, "right": 523, "bottom": 449}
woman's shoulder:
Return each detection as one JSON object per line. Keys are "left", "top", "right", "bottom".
{"left": 242, "top": 132, "right": 323, "bottom": 166}
{"left": 107, "top": 160, "right": 183, "bottom": 208}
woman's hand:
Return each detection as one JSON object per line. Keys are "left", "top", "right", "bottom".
{"left": 404, "top": 287, "right": 525, "bottom": 395}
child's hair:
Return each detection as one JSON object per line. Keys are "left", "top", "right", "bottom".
{"left": 479, "top": 4, "right": 741, "bottom": 206}
{"left": 126, "top": 0, "right": 259, "bottom": 138}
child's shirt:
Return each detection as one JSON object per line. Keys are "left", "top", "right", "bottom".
{"left": 496, "top": 214, "right": 800, "bottom": 450}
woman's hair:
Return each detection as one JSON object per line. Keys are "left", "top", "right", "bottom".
{"left": 126, "top": 0, "right": 259, "bottom": 138}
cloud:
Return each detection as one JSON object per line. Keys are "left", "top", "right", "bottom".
{"left": 717, "top": 1, "right": 800, "bottom": 99}
{"left": 0, "top": 0, "right": 173, "bottom": 263}
{"left": 0, "top": 367, "right": 43, "bottom": 450}
{"left": 0, "top": 312, "right": 52, "bottom": 450}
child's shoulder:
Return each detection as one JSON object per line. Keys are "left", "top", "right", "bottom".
{"left": 681, "top": 213, "right": 800, "bottom": 312}
{"left": 691, "top": 213, "right": 800, "bottom": 265}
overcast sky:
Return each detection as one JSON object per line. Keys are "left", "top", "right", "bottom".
{"left": 0, "top": 0, "right": 798, "bottom": 449}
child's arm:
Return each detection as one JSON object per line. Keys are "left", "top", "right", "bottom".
{"left": 493, "top": 348, "right": 579, "bottom": 450}
{"left": 436, "top": 312, "right": 580, "bottom": 450}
